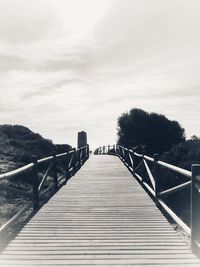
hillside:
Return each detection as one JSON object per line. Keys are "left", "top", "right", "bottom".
{"left": 0, "top": 125, "right": 72, "bottom": 229}
{"left": 0, "top": 124, "right": 71, "bottom": 173}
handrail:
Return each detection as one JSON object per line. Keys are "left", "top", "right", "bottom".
{"left": 157, "top": 160, "right": 191, "bottom": 178}
{"left": 0, "top": 144, "right": 90, "bottom": 237}
{"left": 118, "top": 146, "right": 192, "bottom": 178}
{"left": 37, "top": 155, "right": 54, "bottom": 164}
{"left": 143, "top": 155, "right": 154, "bottom": 161}
{"left": 0, "top": 163, "right": 34, "bottom": 181}
{"left": 0, "top": 149, "right": 76, "bottom": 181}
{"left": 0, "top": 146, "right": 89, "bottom": 180}
{"left": 95, "top": 144, "right": 200, "bottom": 257}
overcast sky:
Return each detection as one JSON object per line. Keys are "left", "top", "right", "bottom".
{"left": 0, "top": 0, "right": 199, "bottom": 148}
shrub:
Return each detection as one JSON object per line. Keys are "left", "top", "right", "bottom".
{"left": 117, "top": 108, "right": 185, "bottom": 154}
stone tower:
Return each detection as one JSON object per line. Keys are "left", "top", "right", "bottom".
{"left": 77, "top": 131, "right": 87, "bottom": 148}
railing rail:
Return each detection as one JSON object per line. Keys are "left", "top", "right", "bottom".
{"left": 0, "top": 144, "right": 89, "bottom": 237}
{"left": 95, "top": 144, "right": 200, "bottom": 257}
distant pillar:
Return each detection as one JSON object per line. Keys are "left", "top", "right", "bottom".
{"left": 191, "top": 164, "right": 200, "bottom": 257}
{"left": 77, "top": 131, "right": 87, "bottom": 148}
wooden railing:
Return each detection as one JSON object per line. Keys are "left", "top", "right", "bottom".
{"left": 0, "top": 145, "right": 89, "bottom": 238}
{"left": 95, "top": 144, "right": 200, "bottom": 257}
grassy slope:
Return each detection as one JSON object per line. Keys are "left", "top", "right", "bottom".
{"left": 0, "top": 124, "right": 71, "bottom": 172}
{"left": 0, "top": 124, "right": 71, "bottom": 227}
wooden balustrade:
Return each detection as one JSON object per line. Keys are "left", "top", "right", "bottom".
{"left": 0, "top": 145, "right": 89, "bottom": 237}
{"left": 95, "top": 144, "right": 200, "bottom": 258}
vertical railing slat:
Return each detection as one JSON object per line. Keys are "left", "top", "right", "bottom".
{"left": 191, "top": 164, "right": 200, "bottom": 257}
{"left": 32, "top": 156, "right": 39, "bottom": 210}
{"left": 52, "top": 153, "right": 58, "bottom": 192}
{"left": 153, "top": 154, "right": 160, "bottom": 198}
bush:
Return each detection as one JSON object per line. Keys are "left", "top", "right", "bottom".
{"left": 0, "top": 124, "right": 71, "bottom": 167}
{"left": 164, "top": 136, "right": 200, "bottom": 170}
{"left": 117, "top": 108, "right": 185, "bottom": 155}
{"left": 156, "top": 136, "right": 200, "bottom": 226}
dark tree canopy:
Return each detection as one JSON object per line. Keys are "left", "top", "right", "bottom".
{"left": 166, "top": 136, "right": 200, "bottom": 170}
{"left": 117, "top": 108, "right": 185, "bottom": 154}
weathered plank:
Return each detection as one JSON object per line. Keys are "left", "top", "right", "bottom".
{"left": 0, "top": 155, "right": 199, "bottom": 266}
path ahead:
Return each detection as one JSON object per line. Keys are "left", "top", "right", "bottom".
{"left": 0, "top": 155, "right": 199, "bottom": 266}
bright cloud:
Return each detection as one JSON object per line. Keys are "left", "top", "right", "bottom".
{"left": 0, "top": 0, "right": 199, "bottom": 149}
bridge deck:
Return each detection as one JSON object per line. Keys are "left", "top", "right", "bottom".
{"left": 0, "top": 155, "right": 199, "bottom": 266}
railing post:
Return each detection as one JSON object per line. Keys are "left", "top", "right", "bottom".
{"left": 140, "top": 148, "right": 147, "bottom": 183}
{"left": 74, "top": 148, "right": 80, "bottom": 171}
{"left": 120, "top": 146, "right": 122, "bottom": 159}
{"left": 128, "top": 149, "right": 134, "bottom": 170}
{"left": 81, "top": 147, "right": 85, "bottom": 162}
{"left": 65, "top": 152, "right": 71, "bottom": 182}
{"left": 153, "top": 154, "right": 160, "bottom": 198}
{"left": 191, "top": 164, "right": 200, "bottom": 257}
{"left": 141, "top": 154, "right": 145, "bottom": 183}
{"left": 85, "top": 145, "right": 87, "bottom": 160}
{"left": 132, "top": 148, "right": 136, "bottom": 169}
{"left": 87, "top": 144, "right": 90, "bottom": 159}
{"left": 52, "top": 153, "right": 58, "bottom": 192}
{"left": 126, "top": 149, "right": 129, "bottom": 166}
{"left": 32, "top": 156, "right": 39, "bottom": 210}
{"left": 125, "top": 149, "right": 129, "bottom": 167}
{"left": 71, "top": 148, "right": 76, "bottom": 174}
{"left": 78, "top": 149, "right": 81, "bottom": 169}
{"left": 122, "top": 147, "right": 125, "bottom": 160}
{"left": 84, "top": 146, "right": 87, "bottom": 161}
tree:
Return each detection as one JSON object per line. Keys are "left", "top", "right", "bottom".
{"left": 117, "top": 108, "right": 185, "bottom": 154}
{"left": 166, "top": 136, "right": 200, "bottom": 170}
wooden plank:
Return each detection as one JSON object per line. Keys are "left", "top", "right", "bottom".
{"left": 2, "top": 250, "right": 193, "bottom": 255}
{"left": 0, "top": 258, "right": 199, "bottom": 264}
{"left": 1, "top": 264, "right": 199, "bottom": 267}
{"left": 0, "top": 254, "right": 198, "bottom": 260}
{"left": 0, "top": 155, "right": 199, "bottom": 266}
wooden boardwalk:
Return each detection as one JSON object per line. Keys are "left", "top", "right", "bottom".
{"left": 0, "top": 155, "right": 200, "bottom": 266}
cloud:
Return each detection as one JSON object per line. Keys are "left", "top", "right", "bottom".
{"left": 0, "top": 0, "right": 60, "bottom": 44}
{"left": 95, "top": 0, "right": 200, "bottom": 65}
{"left": 0, "top": 37, "right": 95, "bottom": 73}
{"left": 0, "top": 0, "right": 199, "bottom": 147}
{"left": 22, "top": 75, "right": 93, "bottom": 100}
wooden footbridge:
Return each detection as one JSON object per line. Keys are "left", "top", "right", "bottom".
{"left": 1, "top": 141, "right": 200, "bottom": 266}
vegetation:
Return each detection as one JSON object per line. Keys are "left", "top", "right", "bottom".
{"left": 117, "top": 108, "right": 200, "bottom": 227}
{"left": 158, "top": 136, "right": 200, "bottom": 226}
{"left": 117, "top": 108, "right": 185, "bottom": 155}
{"left": 164, "top": 135, "right": 200, "bottom": 170}
{"left": 0, "top": 124, "right": 71, "bottom": 172}
{"left": 0, "top": 124, "right": 72, "bottom": 230}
